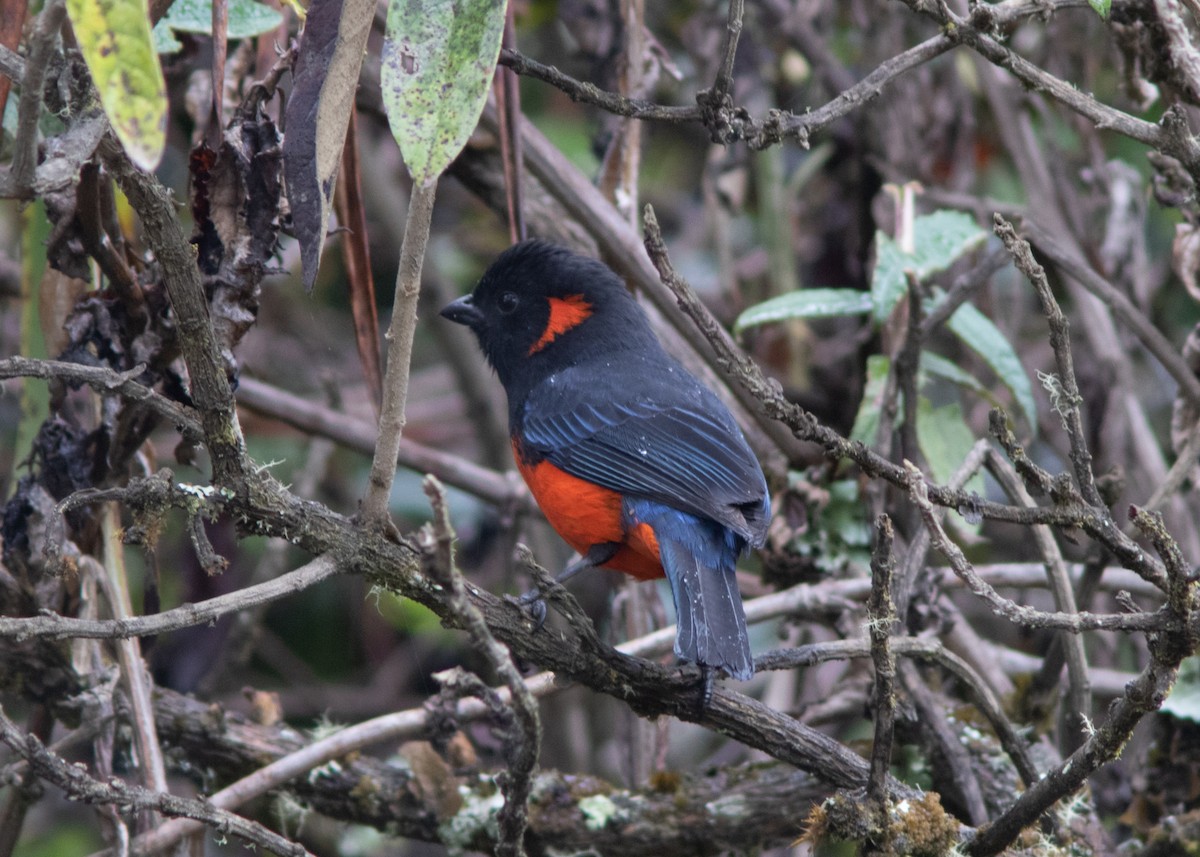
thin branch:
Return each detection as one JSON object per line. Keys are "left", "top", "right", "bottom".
{"left": 102, "top": 139, "right": 248, "bottom": 484}
{"left": 420, "top": 477, "right": 539, "bottom": 857}
{"left": 987, "top": 449, "right": 1092, "bottom": 753}
{"left": 361, "top": 178, "right": 439, "bottom": 531}
{"left": 756, "top": 636, "right": 1038, "bottom": 788}
{"left": 967, "top": 629, "right": 1191, "bottom": 855}
{"left": 1023, "top": 223, "right": 1200, "bottom": 408}
{"left": 0, "top": 0, "right": 65, "bottom": 199}
{"left": 234, "top": 375, "right": 534, "bottom": 512}
{"left": 931, "top": 1, "right": 1200, "bottom": 180}
{"left": 0, "top": 705, "right": 312, "bottom": 857}
{"left": 498, "top": 49, "right": 697, "bottom": 122}
{"left": 994, "top": 216, "right": 1101, "bottom": 507}
{"left": 0, "top": 555, "right": 341, "bottom": 641}
{"left": 866, "top": 516, "right": 897, "bottom": 824}
{"left": 97, "top": 514, "right": 170, "bottom": 807}
{"left": 905, "top": 462, "right": 1165, "bottom": 633}
{"left": 0, "top": 357, "right": 203, "bottom": 441}
{"left": 640, "top": 204, "right": 1167, "bottom": 583}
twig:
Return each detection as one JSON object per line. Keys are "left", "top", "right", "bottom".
{"left": 904, "top": 462, "right": 1164, "bottom": 633}
{"left": 0, "top": 0, "right": 64, "bottom": 199}
{"left": 334, "top": 108, "right": 384, "bottom": 414}
{"left": 1023, "top": 223, "right": 1200, "bottom": 408}
{"left": 967, "top": 628, "right": 1193, "bottom": 855}
{"left": 0, "top": 357, "right": 203, "bottom": 442}
{"left": 420, "top": 476, "right": 539, "bottom": 857}
{"left": 498, "top": 48, "right": 697, "bottom": 122}
{"left": 912, "top": 0, "right": 1200, "bottom": 180}
{"left": 502, "top": 32, "right": 954, "bottom": 151}
{"left": 97, "top": 511, "right": 170, "bottom": 812}
{"left": 0, "top": 705, "right": 312, "bottom": 857}
{"left": 496, "top": 9, "right": 526, "bottom": 241}
{"left": 694, "top": 0, "right": 745, "bottom": 144}
{"left": 0, "top": 555, "right": 341, "bottom": 641}
{"left": 102, "top": 140, "right": 248, "bottom": 484}
{"left": 987, "top": 449, "right": 1092, "bottom": 753}
{"left": 898, "top": 439, "right": 991, "bottom": 618}
{"left": 756, "top": 636, "right": 1038, "bottom": 788}
{"left": 0, "top": 42, "right": 26, "bottom": 83}
{"left": 866, "top": 516, "right": 897, "bottom": 829}
{"left": 994, "top": 216, "right": 1101, "bottom": 507}
{"left": 921, "top": 246, "right": 1010, "bottom": 338}
{"left": 235, "top": 375, "right": 533, "bottom": 512}
{"left": 894, "top": 271, "right": 924, "bottom": 465}
{"left": 361, "top": 178, "right": 439, "bottom": 532}
{"left": 640, "top": 204, "right": 1167, "bottom": 583}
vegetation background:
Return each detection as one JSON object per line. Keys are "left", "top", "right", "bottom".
{"left": 2, "top": 0, "right": 1200, "bottom": 854}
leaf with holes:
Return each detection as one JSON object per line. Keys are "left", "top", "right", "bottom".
{"left": 381, "top": 0, "right": 508, "bottom": 185}
{"left": 67, "top": 0, "right": 167, "bottom": 170}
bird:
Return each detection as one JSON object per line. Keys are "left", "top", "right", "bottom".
{"left": 440, "top": 240, "right": 770, "bottom": 681}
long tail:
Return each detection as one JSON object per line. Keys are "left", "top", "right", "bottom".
{"left": 630, "top": 501, "right": 753, "bottom": 680}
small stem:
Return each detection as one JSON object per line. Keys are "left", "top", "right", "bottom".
{"left": 361, "top": 177, "right": 439, "bottom": 531}
{"left": 866, "top": 516, "right": 897, "bottom": 833}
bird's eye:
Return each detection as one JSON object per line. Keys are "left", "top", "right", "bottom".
{"left": 497, "top": 292, "right": 519, "bottom": 314}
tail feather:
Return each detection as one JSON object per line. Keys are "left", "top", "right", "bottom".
{"left": 658, "top": 537, "right": 753, "bottom": 680}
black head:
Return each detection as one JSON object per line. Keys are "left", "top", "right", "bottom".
{"left": 441, "top": 241, "right": 658, "bottom": 391}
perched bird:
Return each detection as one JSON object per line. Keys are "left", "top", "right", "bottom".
{"left": 441, "top": 241, "right": 770, "bottom": 680}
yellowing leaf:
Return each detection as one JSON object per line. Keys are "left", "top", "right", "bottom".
{"left": 67, "top": 0, "right": 167, "bottom": 171}
{"left": 382, "top": 0, "right": 507, "bottom": 185}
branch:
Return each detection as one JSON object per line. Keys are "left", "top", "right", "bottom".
{"left": 0, "top": 0, "right": 64, "bottom": 199}
{"left": 421, "top": 477, "right": 539, "bottom": 857}
{"left": 361, "top": 178, "right": 439, "bottom": 531}
{"left": 866, "top": 516, "right": 897, "bottom": 827}
{"left": 0, "top": 704, "right": 312, "bottom": 857}
{"left": 101, "top": 141, "right": 248, "bottom": 484}
{"left": 639, "top": 204, "right": 1167, "bottom": 583}
{"left": 235, "top": 376, "right": 534, "bottom": 513}
{"left": 905, "top": 463, "right": 1164, "bottom": 633}
{"left": 0, "top": 357, "right": 202, "bottom": 442}
{"left": 0, "top": 555, "right": 341, "bottom": 641}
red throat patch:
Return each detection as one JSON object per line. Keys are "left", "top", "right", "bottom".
{"left": 528, "top": 294, "right": 592, "bottom": 356}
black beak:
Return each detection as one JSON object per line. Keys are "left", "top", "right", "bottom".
{"left": 440, "top": 294, "right": 483, "bottom": 327}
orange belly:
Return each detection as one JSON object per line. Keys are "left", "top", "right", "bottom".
{"left": 512, "top": 441, "right": 663, "bottom": 580}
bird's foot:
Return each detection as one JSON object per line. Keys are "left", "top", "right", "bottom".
{"left": 515, "top": 587, "right": 549, "bottom": 630}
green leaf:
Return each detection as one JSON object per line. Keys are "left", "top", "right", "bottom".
{"left": 1087, "top": 0, "right": 1110, "bottom": 17}
{"left": 67, "top": 0, "right": 167, "bottom": 170}
{"left": 1163, "top": 656, "right": 1200, "bottom": 722}
{"left": 871, "top": 210, "right": 987, "bottom": 322}
{"left": 159, "top": 0, "right": 284, "bottom": 38}
{"left": 734, "top": 288, "right": 873, "bottom": 332}
{"left": 152, "top": 19, "right": 184, "bottom": 53}
{"left": 920, "top": 352, "right": 991, "bottom": 399}
{"left": 381, "top": 0, "right": 508, "bottom": 184}
{"left": 850, "top": 354, "right": 891, "bottom": 447}
{"left": 945, "top": 300, "right": 1038, "bottom": 431}
{"left": 916, "top": 399, "right": 985, "bottom": 497}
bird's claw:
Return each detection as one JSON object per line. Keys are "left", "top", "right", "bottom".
{"left": 516, "top": 587, "right": 548, "bottom": 631}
